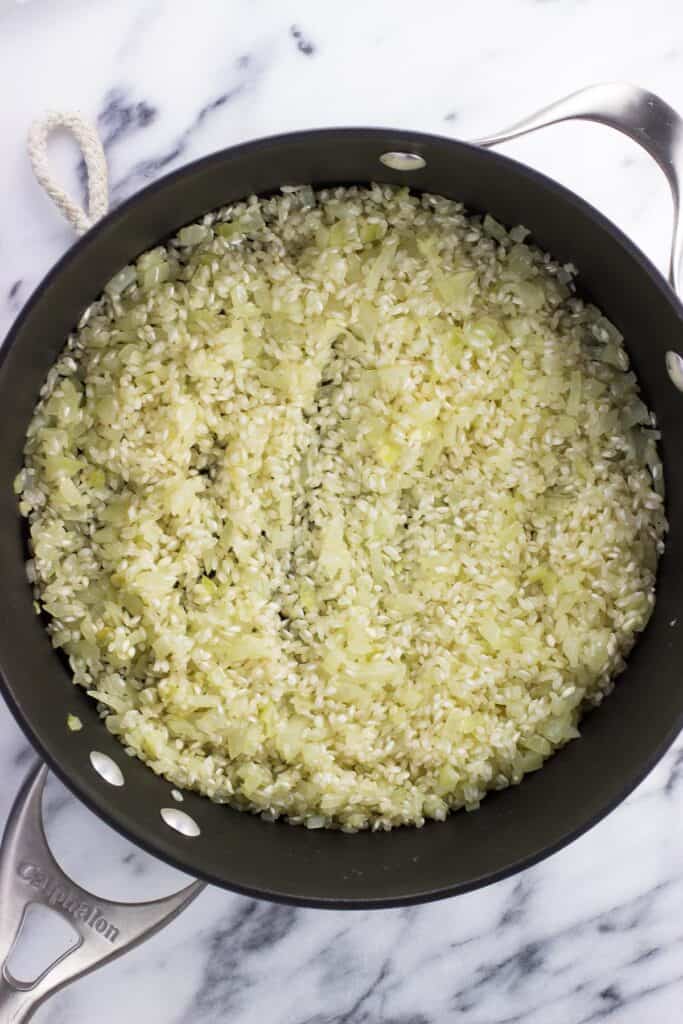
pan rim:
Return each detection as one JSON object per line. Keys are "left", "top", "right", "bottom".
{"left": 2, "top": 125, "right": 683, "bottom": 907}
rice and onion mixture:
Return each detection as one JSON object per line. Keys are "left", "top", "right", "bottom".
{"left": 17, "top": 185, "right": 667, "bottom": 830}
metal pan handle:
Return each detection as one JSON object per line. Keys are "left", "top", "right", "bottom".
{"left": 0, "top": 762, "right": 205, "bottom": 1023}
{"left": 474, "top": 81, "right": 683, "bottom": 297}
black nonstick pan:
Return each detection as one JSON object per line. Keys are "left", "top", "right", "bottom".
{"left": 1, "top": 82, "right": 682, "bottom": 1020}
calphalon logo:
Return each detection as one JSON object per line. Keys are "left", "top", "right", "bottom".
{"left": 17, "top": 861, "right": 119, "bottom": 943}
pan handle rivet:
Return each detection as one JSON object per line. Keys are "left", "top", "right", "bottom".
{"left": 89, "top": 750, "right": 125, "bottom": 786}
{"left": 379, "top": 151, "right": 426, "bottom": 171}
{"left": 161, "top": 807, "right": 201, "bottom": 837}
{"left": 666, "top": 350, "right": 683, "bottom": 391}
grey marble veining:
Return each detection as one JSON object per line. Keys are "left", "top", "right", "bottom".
{"left": 1, "top": 1, "right": 683, "bottom": 1021}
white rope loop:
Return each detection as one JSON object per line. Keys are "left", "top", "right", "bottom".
{"left": 27, "top": 111, "right": 109, "bottom": 235}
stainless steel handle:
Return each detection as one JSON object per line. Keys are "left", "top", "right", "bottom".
{"left": 474, "top": 81, "right": 683, "bottom": 297}
{"left": 0, "top": 762, "right": 205, "bottom": 1023}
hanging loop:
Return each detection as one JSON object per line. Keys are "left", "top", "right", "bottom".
{"left": 27, "top": 111, "right": 109, "bottom": 235}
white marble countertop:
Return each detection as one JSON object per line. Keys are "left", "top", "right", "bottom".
{"left": 2, "top": 1, "right": 683, "bottom": 1021}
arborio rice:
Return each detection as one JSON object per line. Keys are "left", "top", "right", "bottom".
{"left": 16, "top": 185, "right": 667, "bottom": 831}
